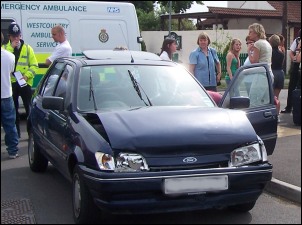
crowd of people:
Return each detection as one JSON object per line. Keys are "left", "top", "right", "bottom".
{"left": 160, "top": 23, "right": 300, "bottom": 122}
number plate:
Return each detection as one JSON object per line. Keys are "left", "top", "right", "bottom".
{"left": 164, "top": 175, "right": 228, "bottom": 194}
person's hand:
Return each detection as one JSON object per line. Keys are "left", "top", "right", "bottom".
{"left": 22, "top": 75, "right": 28, "bottom": 81}
{"left": 247, "top": 43, "right": 254, "bottom": 52}
{"left": 11, "top": 40, "right": 19, "bottom": 48}
{"left": 216, "top": 73, "right": 221, "bottom": 82}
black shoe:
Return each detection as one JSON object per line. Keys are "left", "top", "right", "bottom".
{"left": 280, "top": 108, "right": 291, "bottom": 113}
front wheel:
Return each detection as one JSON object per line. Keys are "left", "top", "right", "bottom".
{"left": 72, "top": 166, "right": 101, "bottom": 224}
{"left": 28, "top": 130, "right": 48, "bottom": 172}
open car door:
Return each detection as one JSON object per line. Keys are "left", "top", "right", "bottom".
{"left": 219, "top": 63, "right": 278, "bottom": 155}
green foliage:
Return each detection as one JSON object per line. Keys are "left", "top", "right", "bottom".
{"left": 141, "top": 40, "right": 147, "bottom": 51}
{"left": 129, "top": 1, "right": 203, "bottom": 31}
{"left": 210, "top": 29, "right": 233, "bottom": 53}
{"left": 223, "top": 41, "right": 231, "bottom": 55}
{"left": 136, "top": 9, "right": 161, "bottom": 31}
{"left": 130, "top": 1, "right": 155, "bottom": 12}
{"left": 160, "top": 17, "right": 196, "bottom": 31}
{"left": 158, "top": 1, "right": 203, "bottom": 13}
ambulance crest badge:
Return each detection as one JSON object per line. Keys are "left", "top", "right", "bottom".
{"left": 99, "top": 29, "right": 109, "bottom": 43}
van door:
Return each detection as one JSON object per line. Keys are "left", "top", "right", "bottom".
{"left": 219, "top": 63, "right": 278, "bottom": 155}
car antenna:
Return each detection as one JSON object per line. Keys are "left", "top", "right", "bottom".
{"left": 119, "top": 24, "right": 134, "bottom": 63}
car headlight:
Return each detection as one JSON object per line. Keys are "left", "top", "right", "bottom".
{"left": 229, "top": 142, "right": 263, "bottom": 167}
{"left": 116, "top": 153, "right": 149, "bottom": 172}
{"left": 95, "top": 152, "right": 149, "bottom": 172}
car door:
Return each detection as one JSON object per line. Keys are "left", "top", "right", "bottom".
{"left": 44, "top": 63, "right": 74, "bottom": 177}
{"left": 31, "top": 61, "right": 65, "bottom": 155}
{"left": 219, "top": 63, "right": 278, "bottom": 155}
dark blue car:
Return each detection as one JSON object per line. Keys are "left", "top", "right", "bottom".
{"left": 28, "top": 50, "right": 277, "bottom": 224}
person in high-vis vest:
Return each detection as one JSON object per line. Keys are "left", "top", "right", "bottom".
{"left": 4, "top": 22, "right": 38, "bottom": 138}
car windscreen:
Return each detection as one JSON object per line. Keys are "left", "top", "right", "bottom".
{"left": 77, "top": 64, "right": 215, "bottom": 111}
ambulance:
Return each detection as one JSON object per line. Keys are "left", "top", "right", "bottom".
{"left": 1, "top": 1, "right": 143, "bottom": 88}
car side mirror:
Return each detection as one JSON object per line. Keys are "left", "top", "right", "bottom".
{"left": 42, "top": 96, "right": 64, "bottom": 111}
{"left": 230, "top": 96, "right": 250, "bottom": 109}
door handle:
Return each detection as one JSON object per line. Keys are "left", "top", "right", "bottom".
{"left": 264, "top": 111, "right": 272, "bottom": 118}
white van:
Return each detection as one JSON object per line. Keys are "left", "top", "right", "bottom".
{"left": 1, "top": 1, "right": 143, "bottom": 88}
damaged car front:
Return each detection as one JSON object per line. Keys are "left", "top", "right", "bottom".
{"left": 28, "top": 51, "right": 275, "bottom": 224}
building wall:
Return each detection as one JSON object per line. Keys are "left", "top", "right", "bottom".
{"left": 141, "top": 30, "right": 292, "bottom": 74}
{"left": 228, "top": 18, "right": 282, "bottom": 35}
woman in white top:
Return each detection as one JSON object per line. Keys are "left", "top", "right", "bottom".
{"left": 159, "top": 38, "right": 177, "bottom": 61}
{"left": 247, "top": 23, "right": 272, "bottom": 65}
{"left": 248, "top": 23, "right": 273, "bottom": 81}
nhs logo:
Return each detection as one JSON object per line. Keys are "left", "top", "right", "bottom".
{"left": 107, "top": 7, "right": 120, "bottom": 13}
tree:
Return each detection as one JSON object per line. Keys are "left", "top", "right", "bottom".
{"left": 130, "top": 1, "right": 204, "bottom": 31}
{"left": 131, "top": 1, "right": 155, "bottom": 12}
{"left": 136, "top": 8, "right": 161, "bottom": 31}
{"left": 157, "top": 1, "right": 203, "bottom": 13}
{"left": 130, "top": 1, "right": 203, "bottom": 14}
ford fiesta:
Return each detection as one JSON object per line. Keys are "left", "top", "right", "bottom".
{"left": 28, "top": 50, "right": 277, "bottom": 223}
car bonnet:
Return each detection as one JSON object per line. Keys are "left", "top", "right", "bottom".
{"left": 97, "top": 107, "right": 258, "bottom": 156}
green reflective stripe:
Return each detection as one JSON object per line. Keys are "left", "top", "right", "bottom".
{"left": 21, "top": 55, "right": 28, "bottom": 58}
{"left": 72, "top": 53, "right": 84, "bottom": 56}
{"left": 28, "top": 68, "right": 36, "bottom": 75}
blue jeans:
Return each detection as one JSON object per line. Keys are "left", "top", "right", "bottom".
{"left": 1, "top": 97, "right": 19, "bottom": 155}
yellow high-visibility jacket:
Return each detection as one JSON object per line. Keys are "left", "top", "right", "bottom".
{"left": 4, "top": 40, "right": 38, "bottom": 87}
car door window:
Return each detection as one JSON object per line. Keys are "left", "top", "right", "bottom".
{"left": 221, "top": 66, "right": 271, "bottom": 108}
{"left": 41, "top": 62, "right": 65, "bottom": 96}
{"left": 54, "top": 65, "right": 73, "bottom": 99}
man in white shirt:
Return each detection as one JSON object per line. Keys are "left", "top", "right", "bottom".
{"left": 45, "top": 25, "right": 72, "bottom": 67}
{"left": 1, "top": 32, "right": 19, "bottom": 159}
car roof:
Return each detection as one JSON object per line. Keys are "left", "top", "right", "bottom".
{"left": 65, "top": 50, "right": 173, "bottom": 66}
{"left": 83, "top": 50, "right": 161, "bottom": 61}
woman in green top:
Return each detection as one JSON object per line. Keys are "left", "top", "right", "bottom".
{"left": 225, "top": 38, "right": 242, "bottom": 87}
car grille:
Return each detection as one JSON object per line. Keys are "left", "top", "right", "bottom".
{"left": 148, "top": 161, "right": 229, "bottom": 172}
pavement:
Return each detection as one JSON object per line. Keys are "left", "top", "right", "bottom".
{"left": 264, "top": 89, "right": 301, "bottom": 204}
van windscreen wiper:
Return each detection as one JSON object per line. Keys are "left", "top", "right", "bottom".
{"left": 128, "top": 70, "right": 152, "bottom": 106}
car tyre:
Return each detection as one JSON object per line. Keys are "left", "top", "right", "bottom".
{"left": 228, "top": 201, "right": 256, "bottom": 212}
{"left": 28, "top": 130, "right": 48, "bottom": 172}
{"left": 72, "top": 166, "right": 101, "bottom": 224}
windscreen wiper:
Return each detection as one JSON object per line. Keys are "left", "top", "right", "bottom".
{"left": 128, "top": 70, "right": 152, "bottom": 106}
{"left": 89, "top": 69, "right": 98, "bottom": 110}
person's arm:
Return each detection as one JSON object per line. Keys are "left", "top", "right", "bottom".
{"left": 296, "top": 40, "right": 301, "bottom": 63}
{"left": 248, "top": 44, "right": 259, "bottom": 64}
{"left": 289, "top": 39, "right": 298, "bottom": 62}
{"left": 189, "top": 64, "right": 196, "bottom": 76}
{"left": 226, "top": 52, "right": 233, "bottom": 79}
{"left": 24, "top": 45, "right": 39, "bottom": 82}
{"left": 216, "top": 61, "right": 221, "bottom": 82}
{"left": 45, "top": 58, "right": 52, "bottom": 67}
{"left": 188, "top": 51, "right": 197, "bottom": 76}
